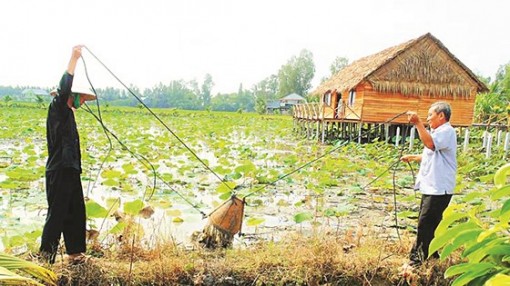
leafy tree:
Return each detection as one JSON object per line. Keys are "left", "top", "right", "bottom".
{"left": 329, "top": 56, "right": 349, "bottom": 75}
{"left": 236, "top": 83, "right": 255, "bottom": 111}
{"left": 210, "top": 88, "right": 255, "bottom": 112}
{"left": 166, "top": 80, "right": 200, "bottom": 110}
{"left": 277, "top": 49, "right": 315, "bottom": 98}
{"left": 474, "top": 62, "right": 510, "bottom": 122}
{"left": 253, "top": 74, "right": 278, "bottom": 114}
{"left": 200, "top": 73, "right": 214, "bottom": 109}
{"left": 253, "top": 75, "right": 278, "bottom": 100}
{"left": 254, "top": 96, "right": 267, "bottom": 114}
{"left": 493, "top": 62, "right": 510, "bottom": 102}
{"left": 142, "top": 81, "right": 200, "bottom": 109}
{"left": 210, "top": 93, "right": 239, "bottom": 111}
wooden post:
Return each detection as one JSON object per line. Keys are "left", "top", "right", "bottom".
{"left": 321, "top": 121, "right": 326, "bottom": 143}
{"left": 486, "top": 133, "right": 493, "bottom": 158}
{"left": 366, "top": 123, "right": 371, "bottom": 143}
{"left": 395, "top": 127, "right": 400, "bottom": 147}
{"left": 347, "top": 123, "right": 351, "bottom": 141}
{"left": 307, "top": 121, "right": 311, "bottom": 140}
{"left": 358, "top": 123, "right": 362, "bottom": 144}
{"left": 348, "top": 123, "right": 351, "bottom": 142}
{"left": 385, "top": 124, "right": 390, "bottom": 143}
{"left": 463, "top": 128, "right": 470, "bottom": 152}
{"left": 315, "top": 119, "right": 318, "bottom": 141}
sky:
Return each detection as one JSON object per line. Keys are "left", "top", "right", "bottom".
{"left": 1, "top": 0, "right": 509, "bottom": 95}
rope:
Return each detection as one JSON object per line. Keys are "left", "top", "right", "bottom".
{"left": 352, "top": 112, "right": 414, "bottom": 241}
{"left": 81, "top": 55, "right": 114, "bottom": 198}
{"left": 80, "top": 54, "right": 206, "bottom": 216}
{"left": 81, "top": 102, "right": 206, "bottom": 216}
{"left": 243, "top": 140, "right": 350, "bottom": 199}
{"left": 79, "top": 47, "right": 419, "bottom": 239}
{"left": 390, "top": 123, "right": 411, "bottom": 241}
{"left": 82, "top": 46, "right": 234, "bottom": 193}
{"left": 245, "top": 111, "right": 412, "bottom": 199}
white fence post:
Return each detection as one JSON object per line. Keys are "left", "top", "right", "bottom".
{"left": 504, "top": 132, "right": 510, "bottom": 153}
{"left": 395, "top": 127, "right": 400, "bottom": 147}
{"left": 486, "top": 133, "right": 493, "bottom": 158}
{"left": 482, "top": 131, "right": 488, "bottom": 148}
{"left": 497, "top": 130, "right": 503, "bottom": 146}
{"left": 463, "top": 128, "right": 470, "bottom": 152}
{"left": 409, "top": 126, "right": 416, "bottom": 150}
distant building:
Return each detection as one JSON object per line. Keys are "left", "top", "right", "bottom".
{"left": 267, "top": 93, "right": 306, "bottom": 114}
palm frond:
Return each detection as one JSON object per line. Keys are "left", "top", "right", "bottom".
{"left": 0, "top": 253, "right": 57, "bottom": 286}
{"left": 0, "top": 266, "right": 44, "bottom": 286}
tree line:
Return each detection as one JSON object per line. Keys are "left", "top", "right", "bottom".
{"left": 0, "top": 49, "right": 335, "bottom": 113}
{"left": 1, "top": 50, "right": 508, "bottom": 118}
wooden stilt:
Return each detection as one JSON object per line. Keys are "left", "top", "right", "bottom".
{"left": 385, "top": 124, "right": 390, "bottom": 143}
{"left": 358, "top": 123, "right": 362, "bottom": 144}
{"left": 321, "top": 121, "right": 326, "bottom": 143}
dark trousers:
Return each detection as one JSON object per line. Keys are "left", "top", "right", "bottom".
{"left": 410, "top": 194, "right": 452, "bottom": 264}
{"left": 40, "top": 168, "right": 86, "bottom": 263}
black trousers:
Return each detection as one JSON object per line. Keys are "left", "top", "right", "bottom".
{"left": 410, "top": 194, "right": 452, "bottom": 264}
{"left": 40, "top": 168, "right": 86, "bottom": 262}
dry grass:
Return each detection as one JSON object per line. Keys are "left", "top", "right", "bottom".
{"left": 46, "top": 229, "right": 459, "bottom": 286}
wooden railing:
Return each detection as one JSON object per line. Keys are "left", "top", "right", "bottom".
{"left": 293, "top": 103, "right": 323, "bottom": 120}
{"left": 473, "top": 113, "right": 510, "bottom": 129}
{"left": 293, "top": 102, "right": 360, "bottom": 121}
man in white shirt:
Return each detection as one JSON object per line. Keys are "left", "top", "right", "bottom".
{"left": 401, "top": 101, "right": 457, "bottom": 267}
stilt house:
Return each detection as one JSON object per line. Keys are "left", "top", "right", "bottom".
{"left": 303, "top": 33, "right": 488, "bottom": 128}
{"left": 294, "top": 33, "right": 488, "bottom": 141}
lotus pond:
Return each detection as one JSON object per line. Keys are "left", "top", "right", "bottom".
{"left": 0, "top": 103, "right": 505, "bottom": 255}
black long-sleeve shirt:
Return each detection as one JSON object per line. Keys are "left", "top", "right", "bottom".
{"left": 45, "top": 72, "right": 81, "bottom": 173}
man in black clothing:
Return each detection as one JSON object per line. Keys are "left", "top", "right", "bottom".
{"left": 40, "top": 45, "right": 94, "bottom": 264}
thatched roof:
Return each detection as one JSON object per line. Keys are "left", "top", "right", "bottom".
{"left": 312, "top": 33, "right": 489, "bottom": 98}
